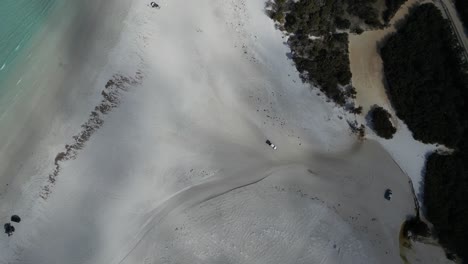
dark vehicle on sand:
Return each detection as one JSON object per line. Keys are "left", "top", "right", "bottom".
{"left": 384, "top": 189, "right": 393, "bottom": 200}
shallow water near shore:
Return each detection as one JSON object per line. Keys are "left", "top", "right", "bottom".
{"left": 0, "top": 0, "right": 58, "bottom": 83}
{"left": 0, "top": 0, "right": 63, "bottom": 115}
{"left": 0, "top": 0, "right": 56, "bottom": 68}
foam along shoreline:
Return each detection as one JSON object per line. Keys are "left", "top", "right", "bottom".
{"left": 0, "top": 0, "right": 450, "bottom": 263}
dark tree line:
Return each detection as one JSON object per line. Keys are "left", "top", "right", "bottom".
{"left": 276, "top": 0, "right": 357, "bottom": 105}
{"left": 383, "top": 0, "right": 407, "bottom": 23}
{"left": 283, "top": 0, "right": 337, "bottom": 35}
{"left": 424, "top": 147, "right": 468, "bottom": 262}
{"left": 346, "top": 0, "right": 382, "bottom": 27}
{"left": 455, "top": 0, "right": 468, "bottom": 29}
{"left": 381, "top": 4, "right": 468, "bottom": 261}
{"left": 290, "top": 33, "right": 353, "bottom": 105}
{"left": 381, "top": 4, "right": 467, "bottom": 148}
{"left": 369, "top": 106, "right": 396, "bottom": 139}
{"left": 281, "top": 0, "right": 383, "bottom": 35}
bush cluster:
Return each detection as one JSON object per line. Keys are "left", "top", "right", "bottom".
{"left": 369, "top": 106, "right": 396, "bottom": 139}
{"left": 290, "top": 33, "right": 353, "bottom": 105}
{"left": 346, "top": 0, "right": 382, "bottom": 27}
{"left": 283, "top": 0, "right": 337, "bottom": 35}
{"left": 383, "top": 0, "right": 407, "bottom": 23}
{"left": 269, "top": 0, "right": 287, "bottom": 23}
{"left": 281, "top": 0, "right": 383, "bottom": 35}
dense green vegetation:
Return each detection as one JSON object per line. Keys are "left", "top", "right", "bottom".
{"left": 283, "top": 0, "right": 336, "bottom": 35}
{"left": 381, "top": 4, "right": 467, "bottom": 147}
{"left": 383, "top": 0, "right": 407, "bottom": 23}
{"left": 455, "top": 0, "right": 468, "bottom": 29}
{"left": 380, "top": 4, "right": 468, "bottom": 261}
{"left": 269, "top": 0, "right": 286, "bottom": 23}
{"left": 346, "top": 0, "right": 382, "bottom": 27}
{"left": 267, "top": 0, "right": 386, "bottom": 106}
{"left": 290, "top": 34, "right": 353, "bottom": 105}
{"left": 424, "top": 147, "right": 468, "bottom": 261}
{"left": 369, "top": 106, "right": 396, "bottom": 139}
{"left": 279, "top": 0, "right": 383, "bottom": 35}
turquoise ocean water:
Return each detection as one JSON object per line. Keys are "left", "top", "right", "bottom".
{"left": 0, "top": 0, "right": 58, "bottom": 97}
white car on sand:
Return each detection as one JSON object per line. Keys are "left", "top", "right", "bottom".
{"left": 266, "top": 140, "right": 277, "bottom": 150}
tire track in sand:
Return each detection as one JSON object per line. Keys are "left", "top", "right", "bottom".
{"left": 110, "top": 163, "right": 282, "bottom": 264}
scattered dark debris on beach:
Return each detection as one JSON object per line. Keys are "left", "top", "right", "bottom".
{"left": 347, "top": 120, "right": 366, "bottom": 140}
{"left": 40, "top": 71, "right": 143, "bottom": 200}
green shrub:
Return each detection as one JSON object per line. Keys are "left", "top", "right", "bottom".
{"left": 290, "top": 33, "right": 352, "bottom": 105}
{"left": 383, "top": 0, "right": 407, "bottom": 23}
{"left": 335, "top": 17, "right": 351, "bottom": 29}
{"left": 269, "top": 0, "right": 287, "bottom": 23}
{"left": 369, "top": 106, "right": 396, "bottom": 139}
{"left": 346, "top": 0, "right": 382, "bottom": 27}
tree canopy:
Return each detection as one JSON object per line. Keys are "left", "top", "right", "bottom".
{"left": 381, "top": 4, "right": 468, "bottom": 147}
{"left": 369, "top": 106, "right": 396, "bottom": 139}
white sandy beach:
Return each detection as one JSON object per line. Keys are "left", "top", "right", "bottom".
{"left": 0, "top": 0, "right": 452, "bottom": 263}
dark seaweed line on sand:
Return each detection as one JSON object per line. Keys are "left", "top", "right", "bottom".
{"left": 40, "top": 71, "right": 144, "bottom": 200}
